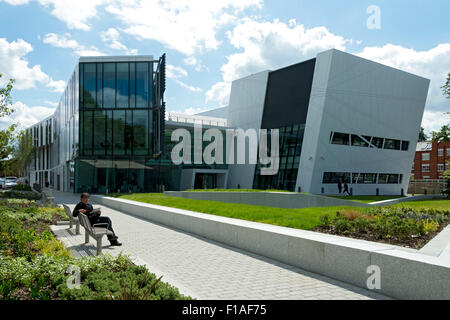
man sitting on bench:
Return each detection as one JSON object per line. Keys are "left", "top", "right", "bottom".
{"left": 73, "top": 193, "right": 122, "bottom": 246}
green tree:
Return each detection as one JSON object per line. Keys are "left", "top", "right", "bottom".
{"left": 432, "top": 124, "right": 450, "bottom": 144}
{"left": 0, "top": 73, "right": 17, "bottom": 160}
{"left": 442, "top": 73, "right": 450, "bottom": 99}
{"left": 11, "top": 130, "right": 34, "bottom": 177}
{"left": 418, "top": 127, "right": 428, "bottom": 142}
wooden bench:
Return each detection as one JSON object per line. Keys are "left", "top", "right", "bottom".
{"left": 78, "top": 212, "right": 113, "bottom": 255}
{"left": 62, "top": 204, "right": 80, "bottom": 235}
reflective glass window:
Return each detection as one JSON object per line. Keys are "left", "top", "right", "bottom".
{"left": 331, "top": 132, "right": 350, "bottom": 145}
{"left": 384, "top": 139, "right": 401, "bottom": 150}
{"left": 130, "top": 63, "right": 136, "bottom": 108}
{"left": 133, "top": 110, "right": 149, "bottom": 155}
{"left": 136, "top": 62, "right": 149, "bottom": 108}
{"left": 113, "top": 110, "right": 126, "bottom": 155}
{"left": 401, "top": 141, "right": 409, "bottom": 151}
{"left": 93, "top": 111, "right": 106, "bottom": 155}
{"left": 83, "top": 111, "right": 93, "bottom": 155}
{"left": 125, "top": 110, "right": 133, "bottom": 155}
{"left": 104, "top": 63, "right": 116, "bottom": 108}
{"left": 117, "top": 63, "right": 129, "bottom": 108}
{"left": 351, "top": 135, "right": 370, "bottom": 147}
{"left": 371, "top": 137, "right": 384, "bottom": 149}
{"left": 83, "top": 64, "right": 96, "bottom": 108}
{"left": 96, "top": 63, "right": 103, "bottom": 108}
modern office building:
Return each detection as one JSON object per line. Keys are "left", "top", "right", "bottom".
{"left": 226, "top": 49, "right": 430, "bottom": 195}
{"left": 26, "top": 55, "right": 167, "bottom": 193}
{"left": 26, "top": 49, "right": 430, "bottom": 195}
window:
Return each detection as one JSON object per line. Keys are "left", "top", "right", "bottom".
{"left": 322, "top": 172, "right": 351, "bottom": 184}
{"left": 352, "top": 173, "right": 360, "bottom": 184}
{"left": 96, "top": 63, "right": 103, "bottom": 108}
{"left": 412, "top": 162, "right": 415, "bottom": 170}
{"left": 113, "top": 110, "right": 126, "bottom": 155}
{"left": 331, "top": 132, "right": 350, "bottom": 145}
{"left": 401, "top": 141, "right": 409, "bottom": 151}
{"left": 422, "top": 164, "right": 430, "bottom": 172}
{"left": 438, "top": 163, "right": 445, "bottom": 172}
{"left": 117, "top": 63, "right": 129, "bottom": 108}
{"left": 351, "top": 135, "right": 370, "bottom": 147}
{"left": 136, "top": 62, "right": 149, "bottom": 108}
{"left": 378, "top": 174, "right": 399, "bottom": 184}
{"left": 358, "top": 173, "right": 377, "bottom": 184}
{"left": 371, "top": 137, "right": 384, "bottom": 149}
{"left": 423, "top": 176, "right": 430, "bottom": 180}
{"left": 93, "top": 111, "right": 106, "bottom": 156}
{"left": 104, "top": 63, "right": 116, "bottom": 108}
{"left": 422, "top": 153, "right": 430, "bottom": 161}
{"left": 384, "top": 139, "right": 401, "bottom": 150}
{"left": 83, "top": 64, "right": 96, "bottom": 108}
{"left": 447, "top": 148, "right": 450, "bottom": 155}
{"left": 438, "top": 149, "right": 444, "bottom": 157}
{"left": 83, "top": 111, "right": 93, "bottom": 155}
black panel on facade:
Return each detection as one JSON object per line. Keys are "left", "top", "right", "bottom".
{"left": 261, "top": 58, "right": 316, "bottom": 129}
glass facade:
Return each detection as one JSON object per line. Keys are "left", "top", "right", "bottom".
{"left": 253, "top": 124, "right": 305, "bottom": 191}
{"left": 74, "top": 59, "right": 165, "bottom": 194}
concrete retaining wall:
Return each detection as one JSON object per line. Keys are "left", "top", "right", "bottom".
{"left": 164, "top": 191, "right": 371, "bottom": 209}
{"left": 92, "top": 195, "right": 450, "bottom": 300}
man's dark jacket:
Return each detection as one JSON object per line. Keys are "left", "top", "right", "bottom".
{"left": 73, "top": 202, "right": 100, "bottom": 222}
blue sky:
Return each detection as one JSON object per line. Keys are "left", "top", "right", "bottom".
{"left": 0, "top": 0, "right": 449, "bottom": 133}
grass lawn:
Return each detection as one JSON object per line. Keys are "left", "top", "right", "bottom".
{"left": 186, "top": 189, "right": 295, "bottom": 193}
{"left": 111, "top": 193, "right": 352, "bottom": 230}
{"left": 328, "top": 195, "right": 405, "bottom": 203}
{"left": 112, "top": 193, "right": 450, "bottom": 232}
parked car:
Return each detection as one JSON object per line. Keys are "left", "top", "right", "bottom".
{"left": 0, "top": 177, "right": 5, "bottom": 189}
{"left": 4, "top": 177, "right": 18, "bottom": 189}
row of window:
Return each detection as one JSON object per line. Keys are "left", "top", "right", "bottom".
{"left": 322, "top": 172, "right": 404, "bottom": 185}
{"left": 330, "top": 132, "right": 410, "bottom": 151}
{"left": 80, "top": 62, "right": 153, "bottom": 109}
{"left": 80, "top": 110, "right": 153, "bottom": 157}
{"left": 420, "top": 163, "right": 449, "bottom": 172}
{"left": 438, "top": 149, "right": 450, "bottom": 157}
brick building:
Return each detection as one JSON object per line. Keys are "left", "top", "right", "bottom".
{"left": 411, "top": 141, "right": 450, "bottom": 180}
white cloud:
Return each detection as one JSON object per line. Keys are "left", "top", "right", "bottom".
{"left": 44, "top": 100, "right": 59, "bottom": 107}
{"left": 1, "top": 0, "right": 30, "bottom": 5}
{"left": 421, "top": 110, "right": 450, "bottom": 135}
{"left": 166, "top": 64, "right": 188, "bottom": 79}
{"left": 100, "top": 28, "right": 138, "bottom": 55}
{"left": 0, "top": 101, "right": 55, "bottom": 130}
{"left": 175, "top": 79, "right": 202, "bottom": 92}
{"left": 184, "top": 56, "right": 207, "bottom": 72}
{"left": 43, "top": 33, "right": 104, "bottom": 56}
{"left": 205, "top": 81, "right": 230, "bottom": 106}
{"left": 1, "top": 0, "right": 109, "bottom": 30}
{"left": 106, "top": 0, "right": 262, "bottom": 55}
{"left": 166, "top": 64, "right": 201, "bottom": 92}
{"left": 0, "top": 38, "right": 65, "bottom": 92}
{"left": 206, "top": 19, "right": 348, "bottom": 105}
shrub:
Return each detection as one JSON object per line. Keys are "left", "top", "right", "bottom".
{"left": 0, "top": 200, "right": 191, "bottom": 300}
{"left": 318, "top": 207, "right": 450, "bottom": 248}
{"left": 12, "top": 185, "right": 32, "bottom": 192}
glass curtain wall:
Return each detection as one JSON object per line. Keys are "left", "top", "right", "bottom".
{"left": 253, "top": 124, "right": 305, "bottom": 191}
{"left": 77, "top": 61, "right": 155, "bottom": 193}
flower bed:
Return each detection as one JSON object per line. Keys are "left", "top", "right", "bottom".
{"left": 0, "top": 199, "right": 191, "bottom": 300}
{"left": 316, "top": 207, "right": 450, "bottom": 249}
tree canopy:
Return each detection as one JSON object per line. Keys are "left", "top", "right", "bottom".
{"left": 0, "top": 73, "right": 17, "bottom": 160}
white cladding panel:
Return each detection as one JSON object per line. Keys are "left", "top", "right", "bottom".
{"left": 226, "top": 71, "right": 269, "bottom": 189}
{"left": 297, "top": 49, "right": 430, "bottom": 195}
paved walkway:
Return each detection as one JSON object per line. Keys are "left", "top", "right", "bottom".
{"left": 50, "top": 191, "right": 390, "bottom": 300}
